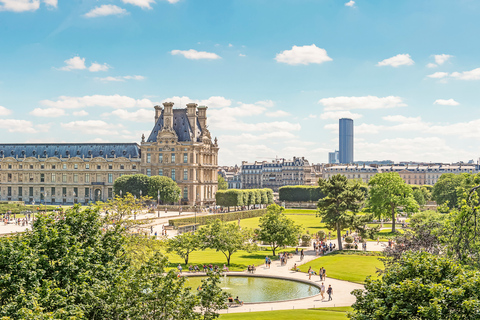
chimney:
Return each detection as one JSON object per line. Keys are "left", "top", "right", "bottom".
{"left": 162, "top": 102, "right": 174, "bottom": 129}
{"left": 154, "top": 105, "right": 162, "bottom": 123}
{"left": 186, "top": 103, "right": 198, "bottom": 139}
{"left": 198, "top": 106, "right": 208, "bottom": 129}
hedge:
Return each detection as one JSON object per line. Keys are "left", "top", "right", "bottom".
{"left": 168, "top": 208, "right": 267, "bottom": 228}
{"left": 215, "top": 188, "right": 274, "bottom": 207}
{"left": 278, "top": 186, "right": 324, "bottom": 202}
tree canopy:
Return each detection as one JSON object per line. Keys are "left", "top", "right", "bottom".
{"left": 113, "top": 174, "right": 150, "bottom": 198}
{"left": 367, "top": 172, "right": 419, "bottom": 232}
{"left": 167, "top": 231, "right": 200, "bottom": 264}
{"left": 148, "top": 175, "right": 181, "bottom": 203}
{"left": 317, "top": 174, "right": 365, "bottom": 250}
{"left": 217, "top": 175, "right": 228, "bottom": 190}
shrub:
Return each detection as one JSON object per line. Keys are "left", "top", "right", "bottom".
{"left": 279, "top": 186, "right": 324, "bottom": 202}
{"left": 345, "top": 236, "right": 354, "bottom": 244}
{"left": 168, "top": 208, "right": 267, "bottom": 228}
{"left": 317, "top": 230, "right": 326, "bottom": 240}
{"left": 301, "top": 234, "right": 312, "bottom": 246}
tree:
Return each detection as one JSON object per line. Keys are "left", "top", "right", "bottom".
{"left": 198, "top": 219, "right": 250, "bottom": 266}
{"left": 317, "top": 174, "right": 364, "bottom": 250}
{"left": 167, "top": 232, "right": 200, "bottom": 264}
{"left": 217, "top": 175, "right": 228, "bottom": 190}
{"left": 257, "top": 204, "right": 302, "bottom": 256}
{"left": 98, "top": 192, "right": 150, "bottom": 229}
{"left": 432, "top": 173, "right": 465, "bottom": 209}
{"left": 113, "top": 174, "right": 149, "bottom": 198}
{"left": 148, "top": 175, "right": 181, "bottom": 204}
{"left": 197, "top": 273, "right": 229, "bottom": 320}
{"left": 368, "top": 172, "right": 419, "bottom": 233}
{"left": 412, "top": 188, "right": 426, "bottom": 206}
{"left": 351, "top": 251, "right": 480, "bottom": 320}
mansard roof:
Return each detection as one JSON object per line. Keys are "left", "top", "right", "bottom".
{"left": 147, "top": 109, "right": 203, "bottom": 143}
{"left": 0, "top": 143, "right": 140, "bottom": 159}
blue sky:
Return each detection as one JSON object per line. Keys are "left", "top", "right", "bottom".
{"left": 1, "top": 0, "right": 480, "bottom": 165}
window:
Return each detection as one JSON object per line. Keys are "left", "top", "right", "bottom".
{"left": 183, "top": 169, "right": 188, "bottom": 180}
{"left": 171, "top": 154, "right": 175, "bottom": 163}
{"left": 96, "top": 174, "right": 102, "bottom": 183}
{"left": 108, "top": 173, "right": 113, "bottom": 183}
{"left": 109, "top": 164, "right": 112, "bottom": 170}
{"left": 62, "top": 174, "right": 67, "bottom": 183}
{"left": 8, "top": 164, "right": 12, "bottom": 169}
{"left": 7, "top": 187, "right": 11, "bottom": 197}
{"left": 19, "top": 164, "right": 22, "bottom": 169}
{"left": 85, "top": 188, "right": 90, "bottom": 198}
{"left": 63, "top": 164, "right": 67, "bottom": 169}
{"left": 41, "top": 164, "right": 44, "bottom": 169}
{"left": 85, "top": 164, "right": 90, "bottom": 169}
{"left": 158, "top": 169, "right": 163, "bottom": 176}
{"left": 85, "top": 173, "right": 90, "bottom": 183}
{"left": 132, "top": 165, "right": 137, "bottom": 169}
{"left": 62, "top": 187, "right": 67, "bottom": 197}
{"left": 159, "top": 153, "right": 163, "bottom": 163}
{"left": 73, "top": 174, "right": 78, "bottom": 183}
{"left": 120, "top": 165, "right": 124, "bottom": 170}
{"left": 73, "top": 187, "right": 78, "bottom": 197}
{"left": 7, "top": 173, "right": 11, "bottom": 182}
{"left": 29, "top": 187, "right": 33, "bottom": 197}
{"left": 30, "top": 165, "right": 33, "bottom": 169}
{"left": 146, "top": 169, "right": 151, "bottom": 177}
{"left": 97, "top": 165, "right": 101, "bottom": 170}
{"left": 74, "top": 164, "right": 78, "bottom": 169}
{"left": 18, "top": 187, "right": 22, "bottom": 197}
{"left": 183, "top": 187, "right": 188, "bottom": 199}
{"left": 40, "top": 173, "right": 44, "bottom": 183}
{"left": 171, "top": 169, "right": 176, "bottom": 181}
{"left": 51, "top": 173, "right": 56, "bottom": 182}
{"left": 29, "top": 173, "right": 33, "bottom": 182}
{"left": 52, "top": 164, "right": 55, "bottom": 169}
{"left": 147, "top": 153, "right": 151, "bottom": 163}
{"left": 108, "top": 188, "right": 113, "bottom": 199}
{"left": 51, "top": 187, "right": 55, "bottom": 196}
{"left": 183, "top": 153, "right": 188, "bottom": 163}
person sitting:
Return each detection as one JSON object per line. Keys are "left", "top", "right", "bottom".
{"left": 194, "top": 265, "right": 199, "bottom": 272}
{"left": 251, "top": 265, "right": 256, "bottom": 273}
{"left": 234, "top": 296, "right": 244, "bottom": 306}
{"left": 223, "top": 264, "right": 229, "bottom": 272}
{"left": 292, "top": 263, "right": 300, "bottom": 272}
{"left": 188, "top": 265, "right": 193, "bottom": 272}
{"left": 247, "top": 265, "right": 252, "bottom": 273}
{"left": 227, "top": 297, "right": 234, "bottom": 307}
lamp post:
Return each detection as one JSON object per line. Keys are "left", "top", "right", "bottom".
{"left": 194, "top": 204, "right": 197, "bottom": 233}
{"left": 157, "top": 190, "right": 160, "bottom": 218}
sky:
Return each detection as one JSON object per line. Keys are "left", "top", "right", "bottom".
{"left": 1, "top": 0, "right": 480, "bottom": 166}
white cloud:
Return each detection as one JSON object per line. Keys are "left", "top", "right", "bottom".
{"left": 0, "top": 119, "right": 36, "bottom": 133}
{"left": 162, "top": 96, "right": 232, "bottom": 109}
{"left": 73, "top": 110, "right": 88, "bottom": 116}
{"left": 43, "top": 0, "right": 57, "bottom": 8}
{"left": 427, "top": 71, "right": 449, "bottom": 79}
{"left": 40, "top": 94, "right": 154, "bottom": 109}
{"left": 84, "top": 5, "right": 127, "bottom": 18}
{"left": 239, "top": 53, "right": 246, "bottom": 57}
{"left": 265, "top": 110, "right": 290, "bottom": 117}
{"left": 319, "top": 111, "right": 362, "bottom": 120}
{"left": 426, "top": 63, "right": 438, "bottom": 68}
{"left": 256, "top": 100, "right": 274, "bottom": 107}
{"left": 122, "top": 0, "right": 155, "bottom": 9}
{"left": 450, "top": 68, "right": 480, "bottom": 80}
{"left": 319, "top": 95, "right": 406, "bottom": 111}
{"left": 0, "top": 0, "right": 39, "bottom": 12}
{"left": 59, "top": 56, "right": 86, "bottom": 71}
{"left": 171, "top": 49, "right": 221, "bottom": 60}
{"left": 97, "top": 75, "right": 145, "bottom": 82}
{"left": 434, "top": 54, "right": 453, "bottom": 65}
{"left": 275, "top": 44, "right": 332, "bottom": 66}
{"left": 228, "top": 43, "right": 233, "bottom": 47}
{"left": 345, "top": 0, "right": 355, "bottom": 7}
{"left": 88, "top": 62, "right": 109, "bottom": 72}
{"left": 0, "top": 106, "right": 12, "bottom": 116}
{"left": 427, "top": 119, "right": 480, "bottom": 139}
{"left": 434, "top": 99, "right": 459, "bottom": 106}
{"left": 29, "top": 108, "right": 66, "bottom": 117}
{"left": 166, "top": 0, "right": 180, "bottom": 3}
{"left": 107, "top": 109, "right": 152, "bottom": 122}
{"left": 61, "top": 120, "right": 121, "bottom": 135}
{"left": 377, "top": 54, "right": 414, "bottom": 67}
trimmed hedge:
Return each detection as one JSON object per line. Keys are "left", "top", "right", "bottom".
{"left": 279, "top": 186, "right": 324, "bottom": 202}
{"left": 215, "top": 188, "right": 274, "bottom": 207}
{"left": 168, "top": 208, "right": 267, "bottom": 228}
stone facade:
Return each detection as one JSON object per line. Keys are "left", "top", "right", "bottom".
{"left": 0, "top": 103, "right": 218, "bottom": 206}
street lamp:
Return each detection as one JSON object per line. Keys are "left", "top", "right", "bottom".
{"left": 157, "top": 190, "right": 160, "bottom": 218}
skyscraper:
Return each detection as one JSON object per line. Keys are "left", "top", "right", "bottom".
{"left": 339, "top": 118, "right": 354, "bottom": 164}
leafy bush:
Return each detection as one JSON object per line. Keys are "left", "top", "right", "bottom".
{"left": 215, "top": 189, "right": 273, "bottom": 207}
{"left": 168, "top": 208, "right": 267, "bottom": 227}
{"left": 317, "top": 230, "right": 326, "bottom": 240}
{"left": 301, "top": 234, "right": 311, "bottom": 246}
{"left": 345, "top": 236, "right": 354, "bottom": 243}
{"left": 279, "top": 186, "right": 324, "bottom": 202}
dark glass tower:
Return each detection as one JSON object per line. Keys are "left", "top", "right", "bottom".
{"left": 339, "top": 118, "right": 354, "bottom": 164}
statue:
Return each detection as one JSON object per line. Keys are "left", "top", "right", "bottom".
{"left": 141, "top": 134, "right": 145, "bottom": 143}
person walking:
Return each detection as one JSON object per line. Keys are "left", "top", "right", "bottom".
{"left": 320, "top": 283, "right": 325, "bottom": 300}
{"left": 308, "top": 266, "right": 312, "bottom": 280}
{"left": 300, "top": 249, "right": 304, "bottom": 260}
{"left": 327, "top": 285, "right": 333, "bottom": 301}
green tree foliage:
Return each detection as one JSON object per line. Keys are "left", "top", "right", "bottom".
{"left": 215, "top": 189, "right": 272, "bottom": 208}
{"left": 279, "top": 186, "right": 324, "bottom": 202}
{"left": 217, "top": 175, "right": 228, "bottom": 190}
{"left": 167, "top": 232, "right": 200, "bottom": 264}
{"left": 368, "top": 172, "right": 419, "bottom": 233}
{"left": 148, "top": 175, "right": 181, "bottom": 203}
{"left": 351, "top": 251, "right": 480, "bottom": 320}
{"left": 317, "top": 174, "right": 364, "bottom": 250}
{"left": 432, "top": 173, "right": 467, "bottom": 209}
{"left": 98, "top": 192, "right": 150, "bottom": 229}
{"left": 197, "top": 219, "right": 251, "bottom": 266}
{"left": 412, "top": 188, "right": 426, "bottom": 206}
{"left": 197, "top": 273, "right": 229, "bottom": 320}
{"left": 257, "top": 204, "right": 302, "bottom": 255}
{"left": 113, "top": 174, "right": 149, "bottom": 198}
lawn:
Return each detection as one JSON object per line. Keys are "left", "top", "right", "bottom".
{"left": 298, "top": 252, "right": 384, "bottom": 284}
{"left": 283, "top": 209, "right": 318, "bottom": 215}
{"left": 219, "top": 307, "right": 352, "bottom": 320}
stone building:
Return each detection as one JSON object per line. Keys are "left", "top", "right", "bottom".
{"left": 0, "top": 102, "right": 219, "bottom": 206}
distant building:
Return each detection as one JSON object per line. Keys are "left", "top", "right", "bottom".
{"left": 339, "top": 118, "right": 354, "bottom": 164}
{"left": 328, "top": 150, "right": 339, "bottom": 164}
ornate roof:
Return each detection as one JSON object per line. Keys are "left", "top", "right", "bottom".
{"left": 146, "top": 109, "right": 203, "bottom": 143}
{"left": 0, "top": 143, "right": 140, "bottom": 159}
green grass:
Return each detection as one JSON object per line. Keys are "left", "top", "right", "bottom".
{"left": 164, "top": 247, "right": 295, "bottom": 271}
{"left": 219, "top": 307, "right": 352, "bottom": 319}
{"left": 283, "top": 209, "right": 318, "bottom": 215}
{"left": 298, "top": 252, "right": 384, "bottom": 284}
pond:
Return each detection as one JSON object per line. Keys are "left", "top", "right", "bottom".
{"left": 185, "top": 275, "right": 320, "bottom": 303}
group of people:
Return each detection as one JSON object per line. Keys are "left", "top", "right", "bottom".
{"left": 320, "top": 283, "right": 334, "bottom": 301}
{"left": 306, "top": 266, "right": 327, "bottom": 281}
{"left": 178, "top": 264, "right": 230, "bottom": 273}
{"left": 247, "top": 265, "right": 256, "bottom": 273}
{"left": 278, "top": 251, "right": 293, "bottom": 266}
{"left": 313, "top": 240, "right": 335, "bottom": 256}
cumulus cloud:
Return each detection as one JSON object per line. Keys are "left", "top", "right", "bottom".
{"left": 427, "top": 72, "right": 449, "bottom": 79}
{"left": 427, "top": 119, "right": 480, "bottom": 139}
{"left": 0, "top": 119, "right": 36, "bottom": 133}
{"left": 319, "top": 111, "right": 362, "bottom": 120}
{"left": 171, "top": 49, "right": 221, "bottom": 60}
{"left": 318, "top": 95, "right": 406, "bottom": 111}
{"left": 0, "top": 106, "right": 12, "bottom": 116}
{"left": 43, "top": 0, "right": 57, "bottom": 7}
{"left": 84, "top": 5, "right": 127, "bottom": 18}
{"left": 29, "top": 108, "right": 66, "bottom": 117}
{"left": 73, "top": 110, "right": 88, "bottom": 116}
{"left": 61, "top": 120, "right": 121, "bottom": 135}
{"left": 59, "top": 56, "right": 86, "bottom": 71}
{"left": 434, "top": 54, "right": 453, "bottom": 65}
{"left": 275, "top": 44, "right": 332, "bottom": 65}
{"left": 122, "top": 0, "right": 155, "bottom": 9}
{"left": 162, "top": 96, "right": 232, "bottom": 109}
{"left": 345, "top": 0, "right": 355, "bottom": 7}
{"left": 239, "top": 53, "right": 246, "bottom": 57}
{"left": 265, "top": 110, "right": 290, "bottom": 117}
{"left": 97, "top": 75, "right": 145, "bottom": 82}
{"left": 450, "top": 68, "right": 480, "bottom": 80}
{"left": 377, "top": 54, "right": 414, "bottom": 67}
{"left": 0, "top": 0, "right": 40, "bottom": 12}
{"left": 40, "top": 94, "right": 154, "bottom": 109}
{"left": 434, "top": 99, "right": 459, "bottom": 106}
{"left": 88, "top": 62, "right": 109, "bottom": 72}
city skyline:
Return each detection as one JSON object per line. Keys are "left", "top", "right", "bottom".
{"left": 1, "top": 0, "right": 480, "bottom": 165}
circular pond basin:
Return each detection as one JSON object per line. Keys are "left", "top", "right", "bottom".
{"left": 185, "top": 276, "right": 320, "bottom": 303}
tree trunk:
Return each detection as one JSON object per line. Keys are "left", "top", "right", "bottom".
{"left": 227, "top": 255, "right": 231, "bottom": 266}
{"left": 336, "top": 222, "right": 343, "bottom": 250}
{"left": 391, "top": 204, "right": 396, "bottom": 233}
{"left": 184, "top": 255, "right": 189, "bottom": 265}
{"left": 272, "top": 246, "right": 276, "bottom": 256}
